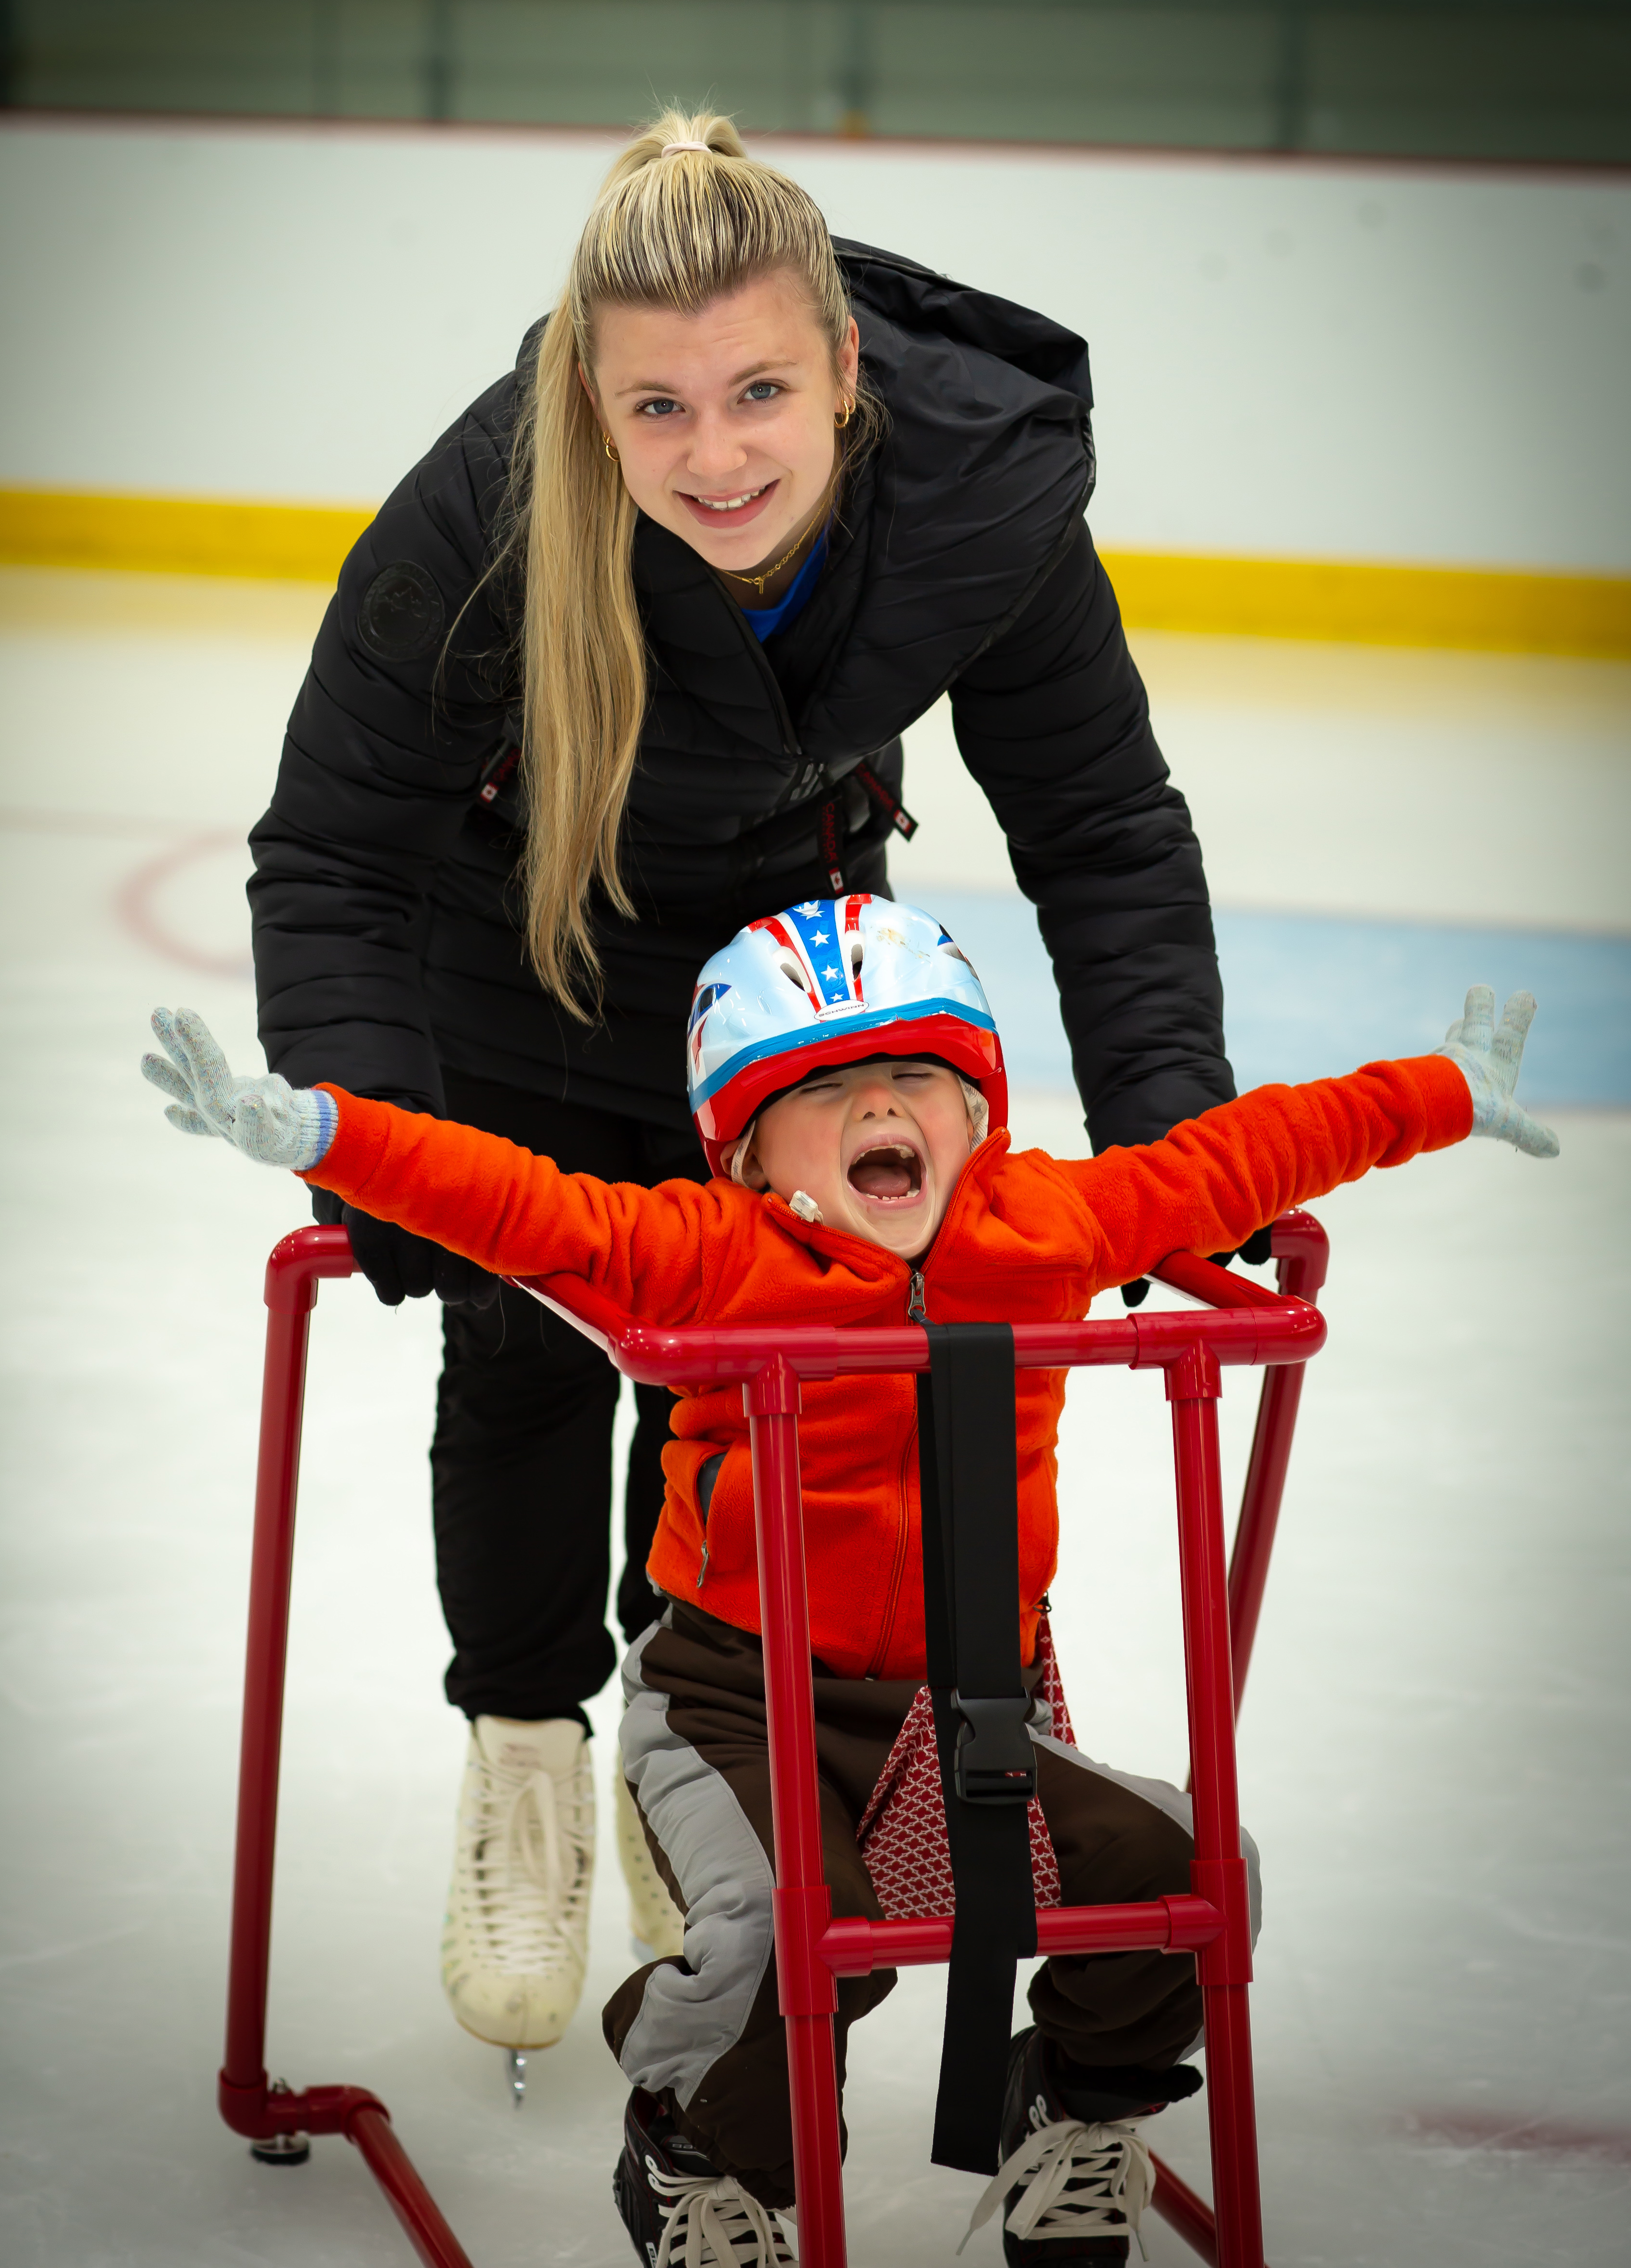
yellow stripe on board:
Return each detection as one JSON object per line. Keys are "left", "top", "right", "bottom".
{"left": 1101, "top": 548, "right": 1631, "bottom": 659}
{"left": 1, "top": 488, "right": 1627, "bottom": 658}
{"left": 0, "top": 488, "right": 374, "bottom": 584}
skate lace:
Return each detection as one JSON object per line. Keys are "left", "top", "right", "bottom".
{"left": 959, "top": 2117, "right": 1154, "bottom": 2258}
{"left": 648, "top": 2165, "right": 795, "bottom": 2267}
{"left": 458, "top": 1751, "right": 591, "bottom": 1970}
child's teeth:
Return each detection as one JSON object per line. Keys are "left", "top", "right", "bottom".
{"left": 701, "top": 488, "right": 764, "bottom": 510}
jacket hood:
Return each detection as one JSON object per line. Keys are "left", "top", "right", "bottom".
{"left": 837, "top": 239, "right": 1094, "bottom": 414}
{"left": 793, "top": 239, "right": 1095, "bottom": 758}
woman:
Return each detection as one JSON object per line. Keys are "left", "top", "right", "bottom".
{"left": 249, "top": 111, "right": 1238, "bottom": 2066}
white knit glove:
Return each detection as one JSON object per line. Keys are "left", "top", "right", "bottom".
{"left": 1435, "top": 987, "right": 1559, "bottom": 1159}
{"left": 142, "top": 1007, "right": 337, "bottom": 1171}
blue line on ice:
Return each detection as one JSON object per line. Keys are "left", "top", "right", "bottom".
{"left": 921, "top": 893, "right": 1631, "bottom": 1107}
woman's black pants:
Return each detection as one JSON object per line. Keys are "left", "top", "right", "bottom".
{"left": 431, "top": 1068, "right": 710, "bottom": 1729}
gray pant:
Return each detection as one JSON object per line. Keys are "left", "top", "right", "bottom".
{"left": 602, "top": 1600, "right": 1260, "bottom": 2208}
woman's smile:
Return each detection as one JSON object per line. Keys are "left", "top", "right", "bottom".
{"left": 676, "top": 479, "right": 779, "bottom": 530}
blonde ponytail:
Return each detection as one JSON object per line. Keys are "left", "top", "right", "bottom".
{"left": 514, "top": 108, "right": 880, "bottom": 1017}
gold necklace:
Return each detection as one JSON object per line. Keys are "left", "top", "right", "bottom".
{"left": 719, "top": 523, "right": 819, "bottom": 602}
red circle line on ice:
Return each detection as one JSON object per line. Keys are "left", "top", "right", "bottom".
{"left": 115, "top": 828, "right": 254, "bottom": 980}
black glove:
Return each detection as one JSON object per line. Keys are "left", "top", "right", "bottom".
{"left": 309, "top": 1187, "right": 501, "bottom": 1310}
{"left": 1118, "top": 1224, "right": 1275, "bottom": 1310}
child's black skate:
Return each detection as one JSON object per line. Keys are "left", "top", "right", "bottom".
{"left": 962, "top": 2027, "right": 1199, "bottom": 2262}
{"left": 612, "top": 2086, "right": 795, "bottom": 2266}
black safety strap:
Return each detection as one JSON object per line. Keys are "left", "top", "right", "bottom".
{"left": 916, "top": 1323, "right": 1037, "bottom": 2177}
{"left": 816, "top": 797, "right": 846, "bottom": 893}
{"left": 475, "top": 732, "right": 522, "bottom": 808}
{"left": 852, "top": 759, "right": 919, "bottom": 841}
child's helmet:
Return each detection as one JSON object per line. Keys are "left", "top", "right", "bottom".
{"left": 686, "top": 894, "right": 1006, "bottom": 1175}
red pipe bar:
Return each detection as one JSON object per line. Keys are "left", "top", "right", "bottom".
{"left": 1167, "top": 1338, "right": 1266, "bottom": 2264}
{"left": 745, "top": 1352, "right": 849, "bottom": 2265}
{"left": 349, "top": 2105, "right": 478, "bottom": 2268}
{"left": 222, "top": 1229, "right": 358, "bottom": 2098}
{"left": 1220, "top": 1214, "right": 1331, "bottom": 1707}
{"left": 219, "top": 1227, "right": 472, "bottom": 2268}
{"left": 818, "top": 1892, "right": 1225, "bottom": 1976}
{"left": 1147, "top": 2148, "right": 1228, "bottom": 2268}
{"left": 1151, "top": 1217, "right": 1326, "bottom": 2258}
{"left": 513, "top": 1277, "right": 1324, "bottom": 1388}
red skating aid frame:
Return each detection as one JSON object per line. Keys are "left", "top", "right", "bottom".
{"left": 221, "top": 1211, "right": 1328, "bottom": 2267}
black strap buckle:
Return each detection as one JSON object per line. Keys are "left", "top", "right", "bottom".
{"left": 951, "top": 1691, "right": 1036, "bottom": 1805}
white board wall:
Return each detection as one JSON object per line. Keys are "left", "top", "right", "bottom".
{"left": 1, "top": 112, "right": 1627, "bottom": 569}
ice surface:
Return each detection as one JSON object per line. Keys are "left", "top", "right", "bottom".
{"left": 1, "top": 571, "right": 1628, "bottom": 2265}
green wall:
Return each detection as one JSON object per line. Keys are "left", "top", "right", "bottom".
{"left": 5, "top": 0, "right": 1629, "bottom": 163}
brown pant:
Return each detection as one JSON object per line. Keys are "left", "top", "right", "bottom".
{"left": 605, "top": 1600, "right": 1235, "bottom": 2210}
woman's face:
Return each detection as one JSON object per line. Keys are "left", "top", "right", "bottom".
{"left": 587, "top": 268, "right": 859, "bottom": 574}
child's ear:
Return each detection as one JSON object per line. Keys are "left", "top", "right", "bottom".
{"left": 736, "top": 1141, "right": 771, "bottom": 1192}
{"left": 727, "top": 1131, "right": 771, "bottom": 1191}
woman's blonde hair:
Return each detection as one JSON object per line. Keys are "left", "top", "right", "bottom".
{"left": 513, "top": 108, "right": 878, "bottom": 1016}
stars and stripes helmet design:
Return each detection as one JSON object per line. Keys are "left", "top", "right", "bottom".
{"left": 686, "top": 894, "right": 1007, "bottom": 1175}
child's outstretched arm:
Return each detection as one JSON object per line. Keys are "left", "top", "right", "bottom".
{"left": 1057, "top": 988, "right": 1558, "bottom": 1296}
{"left": 141, "top": 1008, "right": 727, "bottom": 1321}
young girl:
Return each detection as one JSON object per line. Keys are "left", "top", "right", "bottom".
{"left": 144, "top": 894, "right": 1555, "bottom": 2266}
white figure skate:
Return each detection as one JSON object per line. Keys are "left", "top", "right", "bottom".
{"left": 441, "top": 1716, "right": 594, "bottom": 2102}
{"left": 614, "top": 1766, "right": 686, "bottom": 1961}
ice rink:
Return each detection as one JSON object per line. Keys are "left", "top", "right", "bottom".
{"left": 2, "top": 564, "right": 1629, "bottom": 2266}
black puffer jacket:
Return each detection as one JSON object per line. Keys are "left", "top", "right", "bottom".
{"left": 250, "top": 242, "right": 1234, "bottom": 1150}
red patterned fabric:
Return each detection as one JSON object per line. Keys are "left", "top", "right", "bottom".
{"left": 857, "top": 1615, "right": 1077, "bottom": 1918}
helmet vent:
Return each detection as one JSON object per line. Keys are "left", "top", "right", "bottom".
{"left": 849, "top": 939, "right": 864, "bottom": 974}
{"left": 777, "top": 956, "right": 808, "bottom": 991}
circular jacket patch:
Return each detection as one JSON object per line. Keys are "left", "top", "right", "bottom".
{"left": 358, "top": 560, "right": 445, "bottom": 662}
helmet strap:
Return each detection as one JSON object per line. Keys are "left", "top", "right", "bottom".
{"left": 959, "top": 1077, "right": 990, "bottom": 1147}
{"left": 727, "top": 1122, "right": 758, "bottom": 1185}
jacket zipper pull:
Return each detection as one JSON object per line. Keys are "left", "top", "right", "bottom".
{"left": 907, "top": 1270, "right": 927, "bottom": 1323}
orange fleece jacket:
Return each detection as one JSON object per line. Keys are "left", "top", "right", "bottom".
{"left": 303, "top": 1058, "right": 1471, "bottom": 1680}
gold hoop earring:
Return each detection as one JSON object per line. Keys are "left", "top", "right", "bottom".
{"left": 834, "top": 399, "right": 854, "bottom": 430}
{"left": 602, "top": 432, "right": 619, "bottom": 463}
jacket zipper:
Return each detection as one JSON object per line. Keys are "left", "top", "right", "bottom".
{"left": 865, "top": 1264, "right": 928, "bottom": 1677}
{"left": 866, "top": 1422, "right": 918, "bottom": 1679}
{"left": 716, "top": 574, "right": 802, "bottom": 758}
{"left": 711, "top": 569, "right": 917, "bottom": 891}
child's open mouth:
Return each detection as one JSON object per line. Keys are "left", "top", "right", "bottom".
{"left": 846, "top": 1140, "right": 923, "bottom": 1203}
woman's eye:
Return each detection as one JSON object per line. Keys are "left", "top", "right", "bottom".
{"left": 743, "top": 381, "right": 780, "bottom": 403}
{"left": 637, "top": 398, "right": 680, "bottom": 418}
